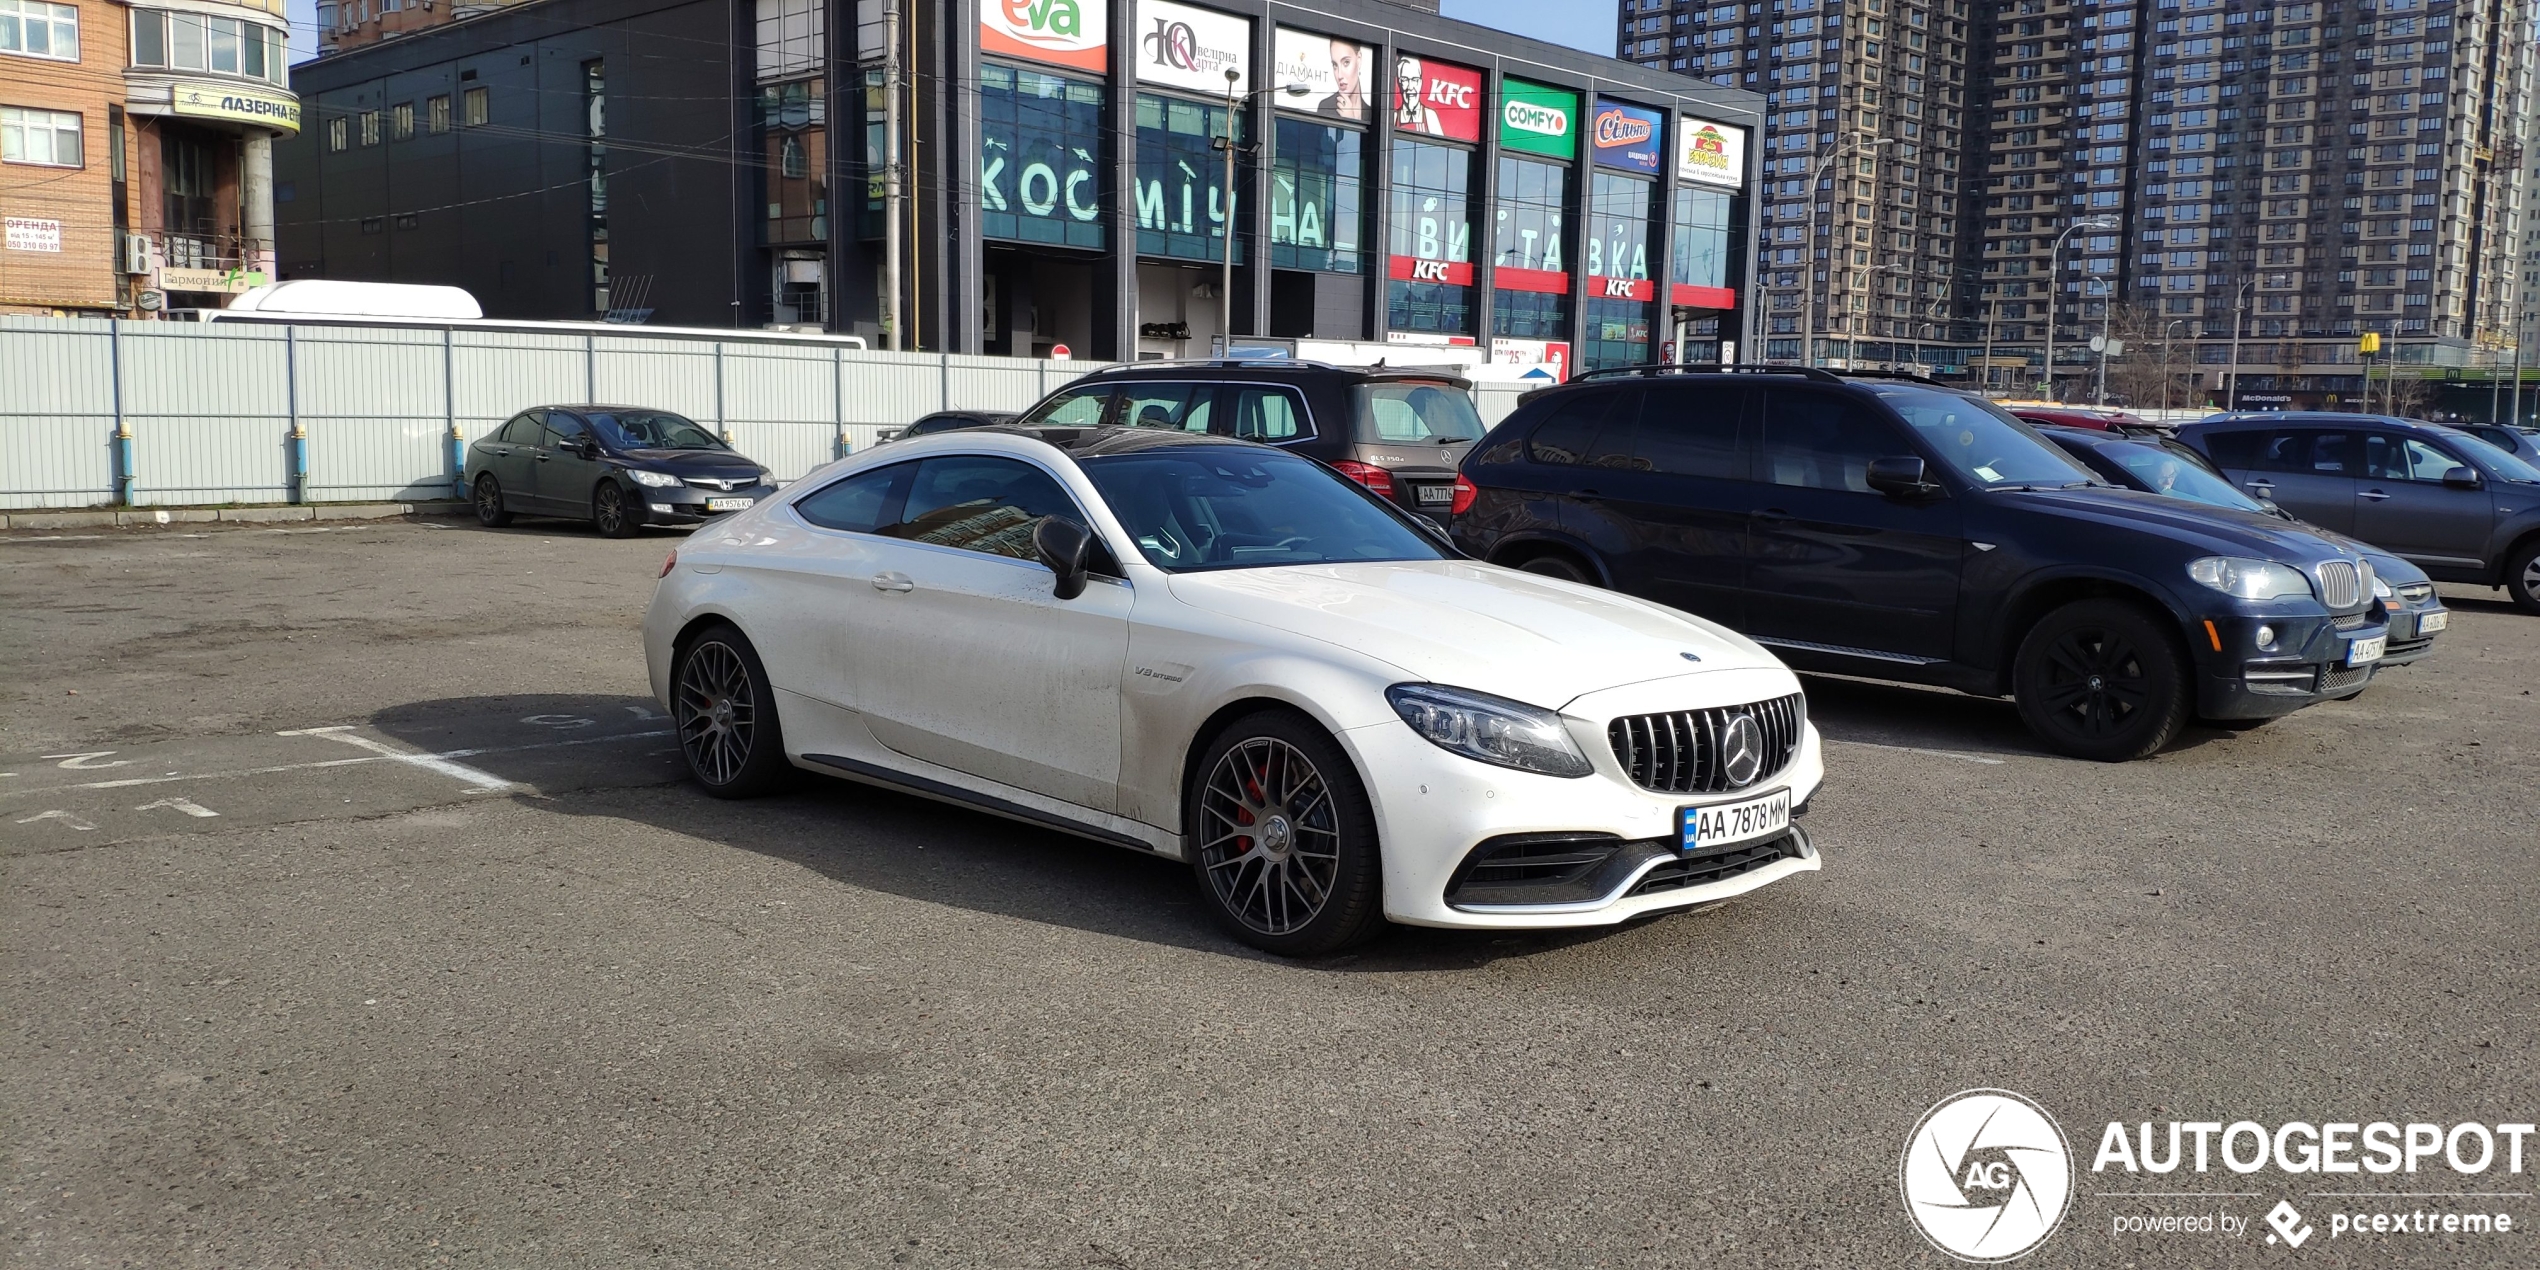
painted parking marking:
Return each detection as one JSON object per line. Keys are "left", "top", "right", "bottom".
{"left": 40, "top": 751, "right": 131, "bottom": 770}
{"left": 0, "top": 727, "right": 673, "bottom": 802}
{"left": 134, "top": 796, "right": 219, "bottom": 818}
{"left": 1823, "top": 738, "right": 2009, "bottom": 766}
{"left": 276, "top": 726, "right": 518, "bottom": 791}
{"left": 15, "top": 810, "right": 95, "bottom": 831}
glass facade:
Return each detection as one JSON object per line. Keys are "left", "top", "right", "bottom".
{"left": 1582, "top": 172, "right": 1657, "bottom": 370}
{"left": 1270, "top": 117, "right": 1363, "bottom": 274}
{"left": 979, "top": 62, "right": 1105, "bottom": 250}
{"left": 759, "top": 78, "right": 825, "bottom": 247}
{"left": 1671, "top": 186, "right": 1733, "bottom": 293}
{"left": 1492, "top": 155, "right": 1570, "bottom": 340}
{"left": 1135, "top": 94, "right": 1242, "bottom": 264}
{"left": 1386, "top": 137, "right": 1475, "bottom": 336}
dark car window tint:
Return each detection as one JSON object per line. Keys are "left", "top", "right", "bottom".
{"left": 1634, "top": 384, "right": 1749, "bottom": 479}
{"left": 2197, "top": 429, "right": 2265, "bottom": 469}
{"left": 1225, "top": 386, "right": 1303, "bottom": 441}
{"left": 1080, "top": 447, "right": 1444, "bottom": 572}
{"left": 2362, "top": 434, "right": 2468, "bottom": 483}
{"left": 1760, "top": 391, "right": 1905, "bottom": 492}
{"left": 794, "top": 463, "right": 910, "bottom": 534}
{"left": 2253, "top": 430, "right": 2348, "bottom": 475}
{"left": 1118, "top": 384, "right": 1206, "bottom": 432}
{"left": 884, "top": 456, "right": 1086, "bottom": 561}
{"left": 1019, "top": 388, "right": 1109, "bottom": 428}
{"left": 497, "top": 412, "right": 541, "bottom": 444}
{"left": 1526, "top": 389, "right": 1620, "bottom": 465}
{"left": 1354, "top": 381, "right": 1482, "bottom": 443}
{"left": 589, "top": 410, "right": 722, "bottom": 450}
{"left": 544, "top": 414, "right": 590, "bottom": 446}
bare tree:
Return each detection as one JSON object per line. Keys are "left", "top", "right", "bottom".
{"left": 2383, "top": 373, "right": 2435, "bottom": 419}
{"left": 2098, "top": 302, "right": 2183, "bottom": 409}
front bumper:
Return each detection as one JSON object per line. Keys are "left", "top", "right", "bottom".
{"left": 2378, "top": 595, "right": 2447, "bottom": 667}
{"left": 2195, "top": 607, "right": 2392, "bottom": 720}
{"left": 1336, "top": 668, "right": 1826, "bottom": 930}
{"left": 635, "top": 482, "right": 777, "bottom": 524}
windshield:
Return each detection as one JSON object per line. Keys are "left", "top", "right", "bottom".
{"left": 1871, "top": 386, "right": 2099, "bottom": 488}
{"left": 2440, "top": 427, "right": 2540, "bottom": 483}
{"left": 587, "top": 410, "right": 725, "bottom": 451}
{"left": 2102, "top": 438, "right": 2269, "bottom": 512}
{"left": 1080, "top": 447, "right": 1448, "bottom": 573}
{"left": 1353, "top": 382, "right": 1484, "bottom": 445}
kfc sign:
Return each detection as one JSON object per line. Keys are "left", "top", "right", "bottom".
{"left": 1388, "top": 255, "right": 1475, "bottom": 286}
{"left": 1591, "top": 275, "right": 1655, "bottom": 302}
{"left": 1391, "top": 55, "right": 1483, "bottom": 143}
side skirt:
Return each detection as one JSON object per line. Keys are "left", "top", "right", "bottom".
{"left": 799, "top": 751, "right": 1178, "bottom": 859}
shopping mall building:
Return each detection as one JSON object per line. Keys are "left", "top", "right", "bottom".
{"left": 276, "top": 0, "right": 1760, "bottom": 374}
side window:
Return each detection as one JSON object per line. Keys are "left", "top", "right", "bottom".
{"left": 1633, "top": 384, "right": 1750, "bottom": 479}
{"left": 793, "top": 462, "right": 910, "bottom": 534}
{"left": 2198, "top": 429, "right": 2264, "bottom": 469}
{"left": 1117, "top": 384, "right": 1208, "bottom": 432}
{"left": 544, "top": 413, "right": 590, "bottom": 448}
{"left": 885, "top": 456, "right": 1087, "bottom": 561}
{"left": 1525, "top": 389, "right": 1621, "bottom": 465}
{"left": 496, "top": 411, "right": 542, "bottom": 444}
{"left": 1019, "top": 387, "right": 1110, "bottom": 428}
{"left": 2249, "top": 430, "right": 2348, "bottom": 475}
{"left": 1759, "top": 390, "right": 1909, "bottom": 492}
{"left": 1225, "top": 386, "right": 1305, "bottom": 441}
{"left": 2362, "top": 433, "right": 2466, "bottom": 483}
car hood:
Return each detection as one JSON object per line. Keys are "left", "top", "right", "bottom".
{"left": 1995, "top": 486, "right": 2357, "bottom": 564}
{"left": 1165, "top": 560, "right": 1781, "bottom": 710}
{"left": 614, "top": 448, "right": 765, "bottom": 477}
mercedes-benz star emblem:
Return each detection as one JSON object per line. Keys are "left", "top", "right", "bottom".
{"left": 1720, "top": 714, "right": 1764, "bottom": 788}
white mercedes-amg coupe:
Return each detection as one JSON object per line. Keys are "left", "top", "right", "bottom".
{"left": 643, "top": 425, "right": 1823, "bottom": 954}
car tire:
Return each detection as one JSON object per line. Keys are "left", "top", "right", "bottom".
{"left": 2012, "top": 599, "right": 2192, "bottom": 762}
{"left": 1186, "top": 711, "right": 1385, "bottom": 957}
{"left": 593, "top": 481, "right": 640, "bottom": 539}
{"left": 2506, "top": 538, "right": 2540, "bottom": 616}
{"left": 1513, "top": 550, "right": 1594, "bottom": 585}
{"left": 670, "top": 623, "right": 793, "bottom": 798}
{"left": 473, "top": 474, "right": 513, "bottom": 527}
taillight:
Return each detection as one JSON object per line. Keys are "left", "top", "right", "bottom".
{"left": 1449, "top": 474, "right": 1477, "bottom": 516}
{"left": 1329, "top": 460, "right": 1396, "bottom": 496}
{"left": 659, "top": 549, "right": 678, "bottom": 579}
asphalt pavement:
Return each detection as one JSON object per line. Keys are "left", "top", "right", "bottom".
{"left": 3, "top": 516, "right": 2533, "bottom": 1269}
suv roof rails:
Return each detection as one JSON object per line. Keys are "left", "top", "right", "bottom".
{"left": 1085, "top": 356, "right": 1342, "bottom": 374}
{"left": 1832, "top": 367, "right": 1946, "bottom": 385}
{"left": 1565, "top": 363, "right": 1844, "bottom": 385}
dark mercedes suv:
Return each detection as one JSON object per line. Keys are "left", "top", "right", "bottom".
{"left": 1450, "top": 367, "right": 2391, "bottom": 761}
{"left": 1008, "top": 358, "right": 1486, "bottom": 523}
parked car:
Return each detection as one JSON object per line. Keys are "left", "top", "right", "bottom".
{"left": 644, "top": 425, "right": 1825, "bottom": 955}
{"left": 1007, "top": 358, "right": 1487, "bottom": 523}
{"left": 2039, "top": 426, "right": 2447, "bottom": 682}
{"left": 1451, "top": 366, "right": 2392, "bottom": 761}
{"left": 2178, "top": 412, "right": 2540, "bottom": 614}
{"left": 894, "top": 409, "right": 1017, "bottom": 440}
{"left": 469, "top": 405, "right": 775, "bottom": 538}
{"left": 2005, "top": 404, "right": 2164, "bottom": 436}
{"left": 2461, "top": 423, "right": 2540, "bottom": 465}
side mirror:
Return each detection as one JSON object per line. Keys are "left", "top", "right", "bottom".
{"left": 1033, "top": 515, "right": 1092, "bottom": 600}
{"left": 1865, "top": 455, "right": 1941, "bottom": 499}
{"left": 573, "top": 437, "right": 601, "bottom": 459}
{"left": 2442, "top": 466, "right": 2482, "bottom": 490}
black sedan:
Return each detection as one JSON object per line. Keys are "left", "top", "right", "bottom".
{"left": 468, "top": 406, "right": 776, "bottom": 537}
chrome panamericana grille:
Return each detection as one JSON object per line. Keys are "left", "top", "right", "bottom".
{"left": 1606, "top": 693, "right": 1805, "bottom": 795}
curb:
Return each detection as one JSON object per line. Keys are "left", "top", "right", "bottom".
{"left": 1, "top": 501, "right": 470, "bottom": 531}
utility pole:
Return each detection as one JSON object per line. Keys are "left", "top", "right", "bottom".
{"left": 881, "top": 0, "right": 903, "bottom": 351}
{"left": 2226, "top": 276, "right": 2251, "bottom": 411}
{"left": 2514, "top": 313, "right": 2528, "bottom": 426}
{"left": 1217, "top": 68, "right": 1240, "bottom": 356}
{"left": 1983, "top": 298, "right": 1999, "bottom": 395}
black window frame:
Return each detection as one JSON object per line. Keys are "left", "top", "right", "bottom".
{"left": 1753, "top": 387, "right": 1919, "bottom": 493}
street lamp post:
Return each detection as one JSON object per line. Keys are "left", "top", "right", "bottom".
{"left": 2042, "top": 214, "right": 2118, "bottom": 402}
{"left": 2515, "top": 313, "right": 2530, "bottom": 426}
{"left": 1799, "top": 135, "right": 1890, "bottom": 368}
{"left": 2225, "top": 276, "right": 2251, "bottom": 410}
{"left": 2162, "top": 319, "right": 2187, "bottom": 414}
{"left": 1213, "top": 71, "right": 1311, "bottom": 355}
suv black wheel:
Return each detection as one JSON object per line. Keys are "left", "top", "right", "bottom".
{"left": 473, "top": 474, "right": 513, "bottom": 527}
{"left": 2507, "top": 538, "right": 2540, "bottom": 616}
{"left": 670, "top": 624, "right": 792, "bottom": 797}
{"left": 593, "top": 481, "right": 640, "bottom": 539}
{"left": 2012, "top": 599, "right": 2191, "bottom": 762}
{"left": 1187, "top": 711, "right": 1385, "bottom": 957}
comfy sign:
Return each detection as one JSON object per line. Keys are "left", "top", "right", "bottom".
{"left": 1497, "top": 77, "right": 1577, "bottom": 161}
{"left": 1590, "top": 97, "right": 1664, "bottom": 173}
{"left": 1391, "top": 55, "right": 1482, "bottom": 143}
{"left": 1677, "top": 115, "right": 1746, "bottom": 189}
{"left": 982, "top": 0, "right": 1109, "bottom": 74}
{"left": 1137, "top": 0, "right": 1251, "bottom": 95}
{"left": 1388, "top": 255, "right": 1474, "bottom": 286}
{"left": 1591, "top": 275, "right": 1654, "bottom": 302}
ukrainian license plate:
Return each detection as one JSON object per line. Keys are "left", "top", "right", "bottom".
{"left": 2417, "top": 611, "right": 2448, "bottom": 634}
{"left": 1414, "top": 483, "right": 1453, "bottom": 506}
{"left": 1680, "top": 788, "right": 1792, "bottom": 853}
{"left": 2345, "top": 634, "right": 2385, "bottom": 666}
{"left": 706, "top": 497, "right": 755, "bottom": 512}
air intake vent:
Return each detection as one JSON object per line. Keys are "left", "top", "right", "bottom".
{"left": 1606, "top": 693, "right": 1805, "bottom": 795}
{"left": 2318, "top": 560, "right": 2360, "bottom": 609}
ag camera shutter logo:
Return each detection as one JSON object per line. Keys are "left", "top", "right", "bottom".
{"left": 1902, "top": 1090, "right": 2075, "bottom": 1262}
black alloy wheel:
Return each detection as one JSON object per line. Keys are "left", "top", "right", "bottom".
{"left": 473, "top": 474, "right": 513, "bottom": 527}
{"left": 670, "top": 625, "right": 791, "bottom": 797}
{"left": 593, "top": 481, "right": 640, "bottom": 538}
{"left": 1188, "top": 712, "right": 1384, "bottom": 956}
{"left": 2508, "top": 539, "right": 2540, "bottom": 616}
{"left": 2012, "top": 599, "right": 2191, "bottom": 762}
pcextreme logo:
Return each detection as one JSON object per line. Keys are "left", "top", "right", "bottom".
{"left": 1901, "top": 1089, "right": 2075, "bottom": 1262}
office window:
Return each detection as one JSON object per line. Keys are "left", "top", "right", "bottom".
{"left": 978, "top": 62, "right": 1105, "bottom": 250}
{"left": 359, "top": 109, "right": 379, "bottom": 146}
{"left": 426, "top": 94, "right": 450, "bottom": 134}
{"left": 391, "top": 102, "right": 413, "bottom": 141}
{"left": 129, "top": 11, "right": 287, "bottom": 86}
{"left": 327, "top": 116, "right": 347, "bottom": 152}
{"left": 1270, "top": 117, "right": 1365, "bottom": 274}
{"left": 0, "top": 105, "right": 80, "bottom": 166}
{"left": 1135, "top": 93, "right": 1242, "bottom": 264}
{"left": 463, "top": 86, "right": 488, "bottom": 127}
{"left": 1386, "top": 137, "right": 1477, "bottom": 336}
{"left": 0, "top": 0, "right": 78, "bottom": 61}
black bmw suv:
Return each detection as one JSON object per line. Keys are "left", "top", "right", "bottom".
{"left": 1451, "top": 367, "right": 2390, "bottom": 761}
{"left": 1008, "top": 358, "right": 1486, "bottom": 523}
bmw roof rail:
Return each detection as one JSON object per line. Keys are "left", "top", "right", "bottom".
{"left": 1831, "top": 367, "right": 1947, "bottom": 385}
{"left": 1564, "top": 363, "right": 1844, "bottom": 385}
{"left": 1083, "top": 356, "right": 1343, "bottom": 374}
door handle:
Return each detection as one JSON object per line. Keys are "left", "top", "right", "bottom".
{"left": 533, "top": 453, "right": 550, "bottom": 462}
{"left": 2359, "top": 488, "right": 2391, "bottom": 501}
{"left": 1754, "top": 507, "right": 1792, "bottom": 523}
{"left": 1573, "top": 488, "right": 1605, "bottom": 501}
{"left": 870, "top": 572, "right": 915, "bottom": 593}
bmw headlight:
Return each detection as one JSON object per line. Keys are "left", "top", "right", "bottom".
{"left": 2186, "top": 556, "right": 2313, "bottom": 601}
{"left": 627, "top": 469, "right": 683, "bottom": 488}
{"left": 1385, "top": 683, "right": 1593, "bottom": 778}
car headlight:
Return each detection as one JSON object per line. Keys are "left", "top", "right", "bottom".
{"left": 2186, "top": 556, "right": 2313, "bottom": 601}
{"left": 626, "top": 469, "right": 683, "bottom": 488}
{"left": 757, "top": 468, "right": 775, "bottom": 486}
{"left": 1385, "top": 683, "right": 1594, "bottom": 778}
{"left": 2372, "top": 575, "right": 2393, "bottom": 600}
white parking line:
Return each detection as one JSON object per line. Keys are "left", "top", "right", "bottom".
{"left": 276, "top": 727, "right": 519, "bottom": 790}
{"left": 1824, "top": 738, "right": 2009, "bottom": 765}
{"left": 1, "top": 728, "right": 672, "bottom": 800}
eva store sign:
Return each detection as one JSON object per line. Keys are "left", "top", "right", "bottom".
{"left": 982, "top": 0, "right": 1109, "bottom": 74}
